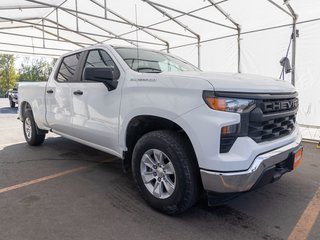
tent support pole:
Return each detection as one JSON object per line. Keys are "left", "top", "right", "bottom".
{"left": 75, "top": 0, "right": 79, "bottom": 32}
{"left": 198, "top": 39, "right": 201, "bottom": 69}
{"left": 25, "top": 0, "right": 183, "bottom": 40}
{"left": 56, "top": 9, "right": 59, "bottom": 40}
{"left": 144, "top": 0, "right": 200, "bottom": 67}
{"left": 58, "top": 10, "right": 137, "bottom": 47}
{"left": 284, "top": 1, "right": 298, "bottom": 86}
{"left": 268, "top": 0, "right": 297, "bottom": 85}
{"left": 90, "top": 0, "right": 169, "bottom": 50}
{"left": 291, "top": 18, "right": 297, "bottom": 86}
{"left": 143, "top": 0, "right": 236, "bottom": 30}
{"left": 104, "top": 0, "right": 107, "bottom": 18}
{"left": 237, "top": 27, "right": 241, "bottom": 73}
{"left": 33, "top": 26, "right": 84, "bottom": 47}
{"left": 0, "top": 16, "right": 166, "bottom": 47}
{"left": 44, "top": 18, "right": 99, "bottom": 44}
{"left": 103, "top": 4, "right": 212, "bottom": 44}
{"left": 0, "top": 30, "right": 90, "bottom": 46}
{"left": 266, "top": 0, "right": 293, "bottom": 18}
{"left": 42, "top": 19, "right": 45, "bottom": 48}
{"left": 103, "top": 1, "right": 227, "bottom": 44}
{"left": 208, "top": 0, "right": 241, "bottom": 73}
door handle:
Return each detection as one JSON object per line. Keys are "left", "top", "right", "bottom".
{"left": 73, "top": 90, "right": 83, "bottom": 95}
{"left": 46, "top": 89, "right": 54, "bottom": 94}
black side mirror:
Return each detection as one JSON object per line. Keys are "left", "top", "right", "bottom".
{"left": 84, "top": 67, "right": 118, "bottom": 90}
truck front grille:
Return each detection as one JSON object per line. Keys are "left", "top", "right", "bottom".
{"left": 248, "top": 115, "right": 296, "bottom": 143}
{"left": 216, "top": 92, "right": 298, "bottom": 153}
{"left": 248, "top": 95, "right": 298, "bottom": 143}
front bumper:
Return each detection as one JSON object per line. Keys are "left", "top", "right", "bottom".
{"left": 200, "top": 139, "right": 302, "bottom": 193}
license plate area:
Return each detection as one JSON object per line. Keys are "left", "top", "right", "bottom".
{"left": 292, "top": 147, "right": 303, "bottom": 170}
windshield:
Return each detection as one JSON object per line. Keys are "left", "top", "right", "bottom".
{"left": 114, "top": 47, "right": 199, "bottom": 73}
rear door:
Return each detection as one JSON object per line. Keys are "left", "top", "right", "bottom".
{"left": 46, "top": 52, "right": 84, "bottom": 136}
{"left": 70, "top": 48, "right": 123, "bottom": 155}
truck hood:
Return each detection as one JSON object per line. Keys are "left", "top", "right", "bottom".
{"left": 161, "top": 72, "right": 295, "bottom": 93}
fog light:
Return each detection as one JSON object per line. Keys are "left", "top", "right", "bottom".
{"left": 221, "top": 124, "right": 239, "bottom": 136}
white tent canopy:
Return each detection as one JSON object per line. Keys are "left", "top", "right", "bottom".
{"left": 0, "top": 0, "right": 319, "bottom": 140}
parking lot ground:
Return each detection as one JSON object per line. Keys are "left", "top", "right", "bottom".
{"left": 0, "top": 98, "right": 319, "bottom": 240}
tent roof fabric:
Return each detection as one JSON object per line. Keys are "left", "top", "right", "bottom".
{"left": 0, "top": 0, "right": 318, "bottom": 58}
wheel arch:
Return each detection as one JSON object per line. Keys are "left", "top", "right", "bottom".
{"left": 122, "top": 114, "right": 198, "bottom": 171}
{"left": 20, "top": 101, "right": 32, "bottom": 121}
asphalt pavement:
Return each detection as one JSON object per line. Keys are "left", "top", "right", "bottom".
{"left": 0, "top": 98, "right": 319, "bottom": 240}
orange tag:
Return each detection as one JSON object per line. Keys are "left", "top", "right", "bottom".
{"left": 293, "top": 148, "right": 303, "bottom": 169}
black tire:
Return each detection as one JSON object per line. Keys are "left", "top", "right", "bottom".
{"left": 132, "top": 130, "right": 201, "bottom": 215}
{"left": 23, "top": 110, "right": 46, "bottom": 146}
{"left": 10, "top": 99, "right": 15, "bottom": 108}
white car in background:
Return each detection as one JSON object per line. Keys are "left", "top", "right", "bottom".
{"left": 8, "top": 83, "right": 19, "bottom": 108}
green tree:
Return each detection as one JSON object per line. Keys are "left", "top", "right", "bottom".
{"left": 0, "top": 54, "right": 17, "bottom": 97}
{"left": 17, "top": 57, "right": 56, "bottom": 82}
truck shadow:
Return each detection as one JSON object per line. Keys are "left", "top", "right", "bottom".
{"left": 0, "top": 106, "right": 18, "bottom": 114}
{"left": 0, "top": 137, "right": 300, "bottom": 240}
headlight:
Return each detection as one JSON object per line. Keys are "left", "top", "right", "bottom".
{"left": 203, "top": 91, "right": 255, "bottom": 113}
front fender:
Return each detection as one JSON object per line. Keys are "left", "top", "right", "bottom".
{"left": 118, "top": 107, "right": 181, "bottom": 152}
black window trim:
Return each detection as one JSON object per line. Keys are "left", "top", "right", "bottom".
{"left": 81, "top": 48, "right": 121, "bottom": 82}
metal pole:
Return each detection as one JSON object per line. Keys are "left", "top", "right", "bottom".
{"left": 284, "top": 1, "right": 298, "bottom": 86}
{"left": 144, "top": 0, "right": 200, "bottom": 65}
{"left": 103, "top": 4, "right": 212, "bottom": 44}
{"left": 0, "top": 16, "right": 165, "bottom": 47}
{"left": 266, "top": 0, "right": 293, "bottom": 18}
{"left": 104, "top": 0, "right": 107, "bottom": 18}
{"left": 43, "top": 18, "right": 99, "bottom": 44}
{"left": 0, "top": 41, "right": 72, "bottom": 52}
{"left": 75, "top": 0, "right": 79, "bottom": 32}
{"left": 143, "top": 0, "right": 236, "bottom": 30}
{"left": 56, "top": 9, "right": 59, "bottom": 40}
{"left": 207, "top": 0, "right": 240, "bottom": 72}
{"left": 25, "top": 0, "right": 186, "bottom": 39}
{"left": 90, "top": 0, "right": 170, "bottom": 50}
{"left": 42, "top": 19, "right": 45, "bottom": 48}
{"left": 0, "top": 5, "right": 51, "bottom": 10}
{"left": 291, "top": 18, "right": 297, "bottom": 86}
{"left": 61, "top": 10, "right": 138, "bottom": 47}
{"left": 0, "top": 30, "right": 91, "bottom": 46}
{"left": 197, "top": 39, "right": 201, "bottom": 69}
{"left": 33, "top": 26, "right": 84, "bottom": 47}
{"left": 237, "top": 27, "right": 241, "bottom": 73}
{"left": 0, "top": 48, "right": 61, "bottom": 57}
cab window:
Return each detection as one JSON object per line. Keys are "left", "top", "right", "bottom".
{"left": 82, "top": 50, "right": 120, "bottom": 81}
{"left": 56, "top": 52, "right": 82, "bottom": 82}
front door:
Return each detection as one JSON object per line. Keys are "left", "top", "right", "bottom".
{"left": 70, "top": 49, "right": 123, "bottom": 155}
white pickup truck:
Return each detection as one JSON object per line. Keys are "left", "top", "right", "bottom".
{"left": 18, "top": 44, "right": 302, "bottom": 214}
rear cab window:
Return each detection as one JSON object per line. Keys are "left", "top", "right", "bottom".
{"left": 56, "top": 52, "right": 83, "bottom": 82}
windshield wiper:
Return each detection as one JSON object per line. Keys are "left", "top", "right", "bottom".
{"left": 136, "top": 67, "right": 162, "bottom": 73}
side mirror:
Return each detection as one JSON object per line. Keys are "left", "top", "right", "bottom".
{"left": 84, "top": 67, "right": 118, "bottom": 90}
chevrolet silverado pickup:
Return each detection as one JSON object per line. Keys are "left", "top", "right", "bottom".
{"left": 18, "top": 45, "right": 302, "bottom": 214}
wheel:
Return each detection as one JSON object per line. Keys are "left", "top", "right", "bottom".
{"left": 132, "top": 130, "right": 201, "bottom": 215}
{"left": 23, "top": 110, "right": 46, "bottom": 146}
{"left": 10, "top": 99, "right": 15, "bottom": 108}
